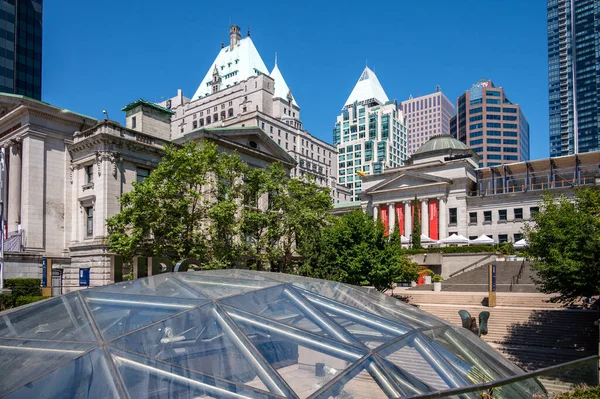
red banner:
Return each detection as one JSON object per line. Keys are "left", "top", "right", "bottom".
{"left": 380, "top": 206, "right": 389, "bottom": 236}
{"left": 429, "top": 199, "right": 439, "bottom": 240}
{"left": 395, "top": 204, "right": 404, "bottom": 236}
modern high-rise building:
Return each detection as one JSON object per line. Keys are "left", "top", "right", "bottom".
{"left": 547, "top": 0, "right": 599, "bottom": 157}
{"left": 333, "top": 67, "right": 408, "bottom": 201}
{"left": 0, "top": 0, "right": 43, "bottom": 100}
{"left": 401, "top": 88, "right": 454, "bottom": 155}
{"left": 450, "top": 79, "right": 529, "bottom": 168}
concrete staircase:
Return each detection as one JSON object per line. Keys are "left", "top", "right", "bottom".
{"left": 414, "top": 302, "right": 598, "bottom": 371}
{"left": 409, "top": 261, "right": 539, "bottom": 293}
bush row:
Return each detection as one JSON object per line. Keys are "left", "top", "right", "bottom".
{"left": 1, "top": 278, "right": 45, "bottom": 310}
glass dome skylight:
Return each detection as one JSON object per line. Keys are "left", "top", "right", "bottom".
{"left": 0, "top": 270, "right": 546, "bottom": 398}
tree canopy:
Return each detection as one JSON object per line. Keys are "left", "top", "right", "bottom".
{"left": 107, "top": 141, "right": 331, "bottom": 270}
{"left": 298, "top": 210, "right": 420, "bottom": 292}
{"left": 524, "top": 187, "right": 600, "bottom": 304}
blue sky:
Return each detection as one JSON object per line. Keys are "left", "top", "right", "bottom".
{"left": 43, "top": 0, "right": 549, "bottom": 159}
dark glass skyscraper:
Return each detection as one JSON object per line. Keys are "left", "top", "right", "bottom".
{"left": 547, "top": 0, "right": 599, "bottom": 157}
{"left": 0, "top": 0, "right": 42, "bottom": 100}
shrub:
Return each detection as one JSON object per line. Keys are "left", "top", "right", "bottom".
{"left": 432, "top": 274, "right": 444, "bottom": 282}
{"left": 4, "top": 278, "right": 42, "bottom": 297}
{"left": 0, "top": 293, "right": 14, "bottom": 310}
{"left": 15, "top": 296, "right": 50, "bottom": 307}
{"left": 421, "top": 269, "right": 435, "bottom": 276}
{"left": 553, "top": 385, "right": 600, "bottom": 399}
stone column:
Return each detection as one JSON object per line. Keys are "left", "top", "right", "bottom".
{"left": 373, "top": 204, "right": 378, "bottom": 222}
{"left": 20, "top": 133, "right": 45, "bottom": 250}
{"left": 404, "top": 201, "right": 411, "bottom": 238}
{"left": 421, "top": 199, "right": 429, "bottom": 238}
{"left": 388, "top": 203, "right": 394, "bottom": 233}
{"left": 439, "top": 197, "right": 447, "bottom": 239}
{"left": 7, "top": 140, "right": 21, "bottom": 232}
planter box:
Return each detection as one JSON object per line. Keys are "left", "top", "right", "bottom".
{"left": 433, "top": 282, "right": 442, "bottom": 292}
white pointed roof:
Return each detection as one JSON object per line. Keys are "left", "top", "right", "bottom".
{"left": 270, "top": 63, "right": 298, "bottom": 107}
{"left": 192, "top": 37, "right": 269, "bottom": 101}
{"left": 344, "top": 67, "right": 389, "bottom": 108}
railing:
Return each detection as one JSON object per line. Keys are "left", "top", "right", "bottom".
{"left": 509, "top": 259, "right": 526, "bottom": 292}
{"left": 448, "top": 254, "right": 496, "bottom": 279}
{"left": 470, "top": 176, "right": 597, "bottom": 197}
{"left": 400, "top": 355, "right": 599, "bottom": 399}
{"left": 3, "top": 230, "right": 23, "bottom": 252}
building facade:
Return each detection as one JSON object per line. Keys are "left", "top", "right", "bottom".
{"left": 401, "top": 88, "right": 455, "bottom": 156}
{"left": 547, "top": 0, "right": 600, "bottom": 157}
{"left": 333, "top": 67, "right": 408, "bottom": 201}
{"left": 449, "top": 79, "right": 530, "bottom": 168}
{"left": 360, "top": 135, "right": 599, "bottom": 262}
{"left": 0, "top": 94, "right": 298, "bottom": 291}
{"left": 0, "top": 0, "right": 42, "bottom": 100}
{"left": 156, "top": 26, "right": 350, "bottom": 203}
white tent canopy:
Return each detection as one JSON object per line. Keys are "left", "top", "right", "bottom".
{"left": 420, "top": 234, "right": 438, "bottom": 243}
{"left": 400, "top": 235, "right": 410, "bottom": 244}
{"left": 469, "top": 235, "right": 495, "bottom": 245}
{"left": 440, "top": 233, "right": 469, "bottom": 245}
{"left": 514, "top": 239, "right": 529, "bottom": 248}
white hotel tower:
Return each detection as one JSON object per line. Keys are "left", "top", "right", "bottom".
{"left": 333, "top": 67, "right": 408, "bottom": 201}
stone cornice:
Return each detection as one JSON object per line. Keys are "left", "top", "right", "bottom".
{"left": 68, "top": 132, "right": 167, "bottom": 158}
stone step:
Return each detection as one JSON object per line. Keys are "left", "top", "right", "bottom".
{"left": 399, "top": 291, "right": 563, "bottom": 309}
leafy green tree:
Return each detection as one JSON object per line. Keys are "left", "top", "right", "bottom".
{"left": 299, "top": 210, "right": 419, "bottom": 292}
{"left": 107, "top": 141, "right": 246, "bottom": 268}
{"left": 524, "top": 187, "right": 600, "bottom": 304}
{"left": 412, "top": 195, "right": 422, "bottom": 249}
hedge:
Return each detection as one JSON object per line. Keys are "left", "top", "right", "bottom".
{"left": 4, "top": 278, "right": 42, "bottom": 297}
{"left": 401, "top": 245, "right": 497, "bottom": 255}
{"left": 15, "top": 296, "right": 50, "bottom": 307}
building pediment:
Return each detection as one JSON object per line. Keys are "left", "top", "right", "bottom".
{"left": 365, "top": 171, "right": 452, "bottom": 194}
{"left": 174, "top": 126, "right": 296, "bottom": 168}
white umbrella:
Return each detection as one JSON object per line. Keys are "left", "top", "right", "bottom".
{"left": 514, "top": 239, "right": 528, "bottom": 248}
{"left": 469, "top": 234, "right": 495, "bottom": 245}
{"left": 440, "top": 233, "right": 469, "bottom": 245}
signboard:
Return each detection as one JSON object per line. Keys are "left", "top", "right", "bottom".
{"left": 395, "top": 204, "right": 404, "bottom": 236}
{"left": 42, "top": 258, "right": 47, "bottom": 287}
{"left": 380, "top": 206, "right": 389, "bottom": 236}
{"left": 491, "top": 264, "right": 497, "bottom": 292}
{"left": 429, "top": 199, "right": 439, "bottom": 240}
{"left": 488, "top": 263, "right": 497, "bottom": 307}
{"left": 79, "top": 268, "right": 90, "bottom": 287}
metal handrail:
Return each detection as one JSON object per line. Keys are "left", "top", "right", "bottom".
{"left": 399, "top": 355, "right": 599, "bottom": 399}
{"left": 509, "top": 260, "right": 526, "bottom": 292}
{"left": 470, "top": 176, "right": 596, "bottom": 197}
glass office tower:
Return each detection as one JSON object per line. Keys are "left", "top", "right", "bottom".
{"left": 0, "top": 0, "right": 42, "bottom": 100}
{"left": 547, "top": 0, "right": 599, "bottom": 156}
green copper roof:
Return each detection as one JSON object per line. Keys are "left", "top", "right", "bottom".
{"left": 121, "top": 98, "right": 175, "bottom": 115}
{"left": 0, "top": 92, "right": 98, "bottom": 121}
{"left": 414, "top": 135, "right": 470, "bottom": 155}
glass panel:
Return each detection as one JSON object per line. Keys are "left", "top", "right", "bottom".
{"left": 2, "top": 347, "right": 120, "bottom": 399}
{"left": 175, "top": 273, "right": 281, "bottom": 299}
{"left": 230, "top": 307, "right": 360, "bottom": 399}
{"left": 378, "top": 332, "right": 469, "bottom": 391}
{"left": 219, "top": 285, "right": 331, "bottom": 337}
{"left": 194, "top": 269, "right": 280, "bottom": 282}
{"left": 94, "top": 273, "right": 205, "bottom": 299}
{"left": 0, "top": 339, "right": 95, "bottom": 396}
{"left": 110, "top": 347, "right": 278, "bottom": 399}
{"left": 0, "top": 292, "right": 97, "bottom": 341}
{"left": 109, "top": 303, "right": 269, "bottom": 392}
{"left": 82, "top": 291, "right": 207, "bottom": 341}
{"left": 312, "top": 359, "right": 392, "bottom": 399}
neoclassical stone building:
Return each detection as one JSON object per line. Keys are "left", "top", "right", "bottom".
{"left": 361, "top": 135, "right": 600, "bottom": 244}
{"left": 0, "top": 95, "right": 296, "bottom": 292}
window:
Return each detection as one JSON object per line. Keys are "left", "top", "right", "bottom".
{"left": 228, "top": 108, "right": 234, "bottom": 117}
{"left": 484, "top": 211, "right": 492, "bottom": 223}
{"left": 449, "top": 208, "right": 457, "bottom": 225}
{"left": 513, "top": 233, "right": 522, "bottom": 242}
{"left": 85, "top": 206, "right": 93, "bottom": 238}
{"left": 85, "top": 165, "right": 93, "bottom": 184}
{"left": 192, "top": 120, "right": 197, "bottom": 129}
{"left": 530, "top": 206, "right": 539, "bottom": 217}
{"left": 131, "top": 116, "right": 137, "bottom": 129}
{"left": 469, "top": 212, "right": 477, "bottom": 224}
{"left": 498, "top": 234, "right": 508, "bottom": 243}
{"left": 136, "top": 167, "right": 150, "bottom": 183}
{"left": 498, "top": 209, "right": 507, "bottom": 222}
{"left": 514, "top": 208, "right": 523, "bottom": 220}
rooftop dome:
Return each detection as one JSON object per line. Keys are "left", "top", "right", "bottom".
{"left": 0, "top": 270, "right": 545, "bottom": 398}
{"left": 414, "top": 135, "right": 470, "bottom": 155}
